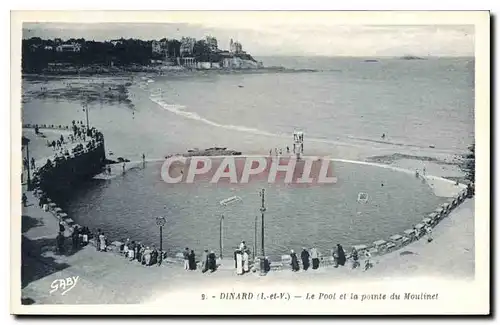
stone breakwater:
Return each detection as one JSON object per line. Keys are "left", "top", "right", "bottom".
{"left": 24, "top": 123, "right": 106, "bottom": 234}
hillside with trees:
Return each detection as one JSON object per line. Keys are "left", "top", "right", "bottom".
{"left": 21, "top": 37, "right": 258, "bottom": 73}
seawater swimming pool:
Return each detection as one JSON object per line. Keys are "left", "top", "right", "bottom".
{"left": 58, "top": 159, "right": 446, "bottom": 260}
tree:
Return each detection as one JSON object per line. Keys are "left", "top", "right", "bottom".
{"left": 193, "top": 40, "right": 211, "bottom": 62}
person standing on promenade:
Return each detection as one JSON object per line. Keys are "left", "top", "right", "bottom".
{"left": 150, "top": 246, "right": 158, "bottom": 266}
{"left": 236, "top": 250, "right": 243, "bottom": 275}
{"left": 123, "top": 239, "right": 130, "bottom": 258}
{"left": 188, "top": 250, "right": 197, "bottom": 270}
{"left": 201, "top": 249, "right": 208, "bottom": 273}
{"left": 136, "top": 243, "right": 142, "bottom": 262}
{"left": 71, "top": 226, "right": 80, "bottom": 252}
{"left": 333, "top": 248, "right": 339, "bottom": 268}
{"left": 122, "top": 162, "right": 126, "bottom": 174}
{"left": 183, "top": 247, "right": 190, "bottom": 270}
{"left": 243, "top": 249, "right": 250, "bottom": 273}
{"left": 59, "top": 222, "right": 65, "bottom": 234}
{"left": 99, "top": 232, "right": 107, "bottom": 252}
{"left": 128, "top": 241, "right": 136, "bottom": 261}
{"left": 142, "top": 153, "right": 146, "bottom": 167}
{"left": 22, "top": 193, "right": 27, "bottom": 207}
{"left": 139, "top": 245, "right": 146, "bottom": 264}
{"left": 56, "top": 232, "right": 65, "bottom": 255}
{"left": 311, "top": 247, "right": 320, "bottom": 269}
{"left": 301, "top": 248, "right": 310, "bottom": 271}
{"left": 351, "top": 248, "right": 359, "bottom": 269}
{"left": 208, "top": 250, "right": 217, "bottom": 272}
{"left": 95, "top": 229, "right": 101, "bottom": 251}
{"left": 290, "top": 250, "right": 300, "bottom": 272}
{"left": 425, "top": 226, "right": 433, "bottom": 243}
{"left": 143, "top": 247, "right": 152, "bottom": 266}
{"left": 336, "top": 244, "right": 346, "bottom": 266}
{"left": 364, "top": 250, "right": 373, "bottom": 271}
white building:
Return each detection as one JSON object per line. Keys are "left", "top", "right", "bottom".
{"left": 56, "top": 43, "right": 81, "bottom": 53}
{"left": 180, "top": 37, "right": 196, "bottom": 57}
{"left": 229, "top": 39, "right": 243, "bottom": 54}
{"left": 111, "top": 39, "right": 123, "bottom": 47}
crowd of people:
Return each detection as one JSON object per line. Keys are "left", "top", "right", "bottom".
{"left": 55, "top": 222, "right": 91, "bottom": 255}
{"left": 119, "top": 238, "right": 165, "bottom": 267}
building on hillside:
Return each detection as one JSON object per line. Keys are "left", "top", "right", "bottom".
{"left": 229, "top": 39, "right": 243, "bottom": 54}
{"left": 180, "top": 37, "right": 196, "bottom": 57}
{"left": 56, "top": 43, "right": 81, "bottom": 53}
{"left": 152, "top": 40, "right": 168, "bottom": 56}
{"left": 205, "top": 36, "right": 218, "bottom": 52}
{"left": 44, "top": 45, "right": 54, "bottom": 51}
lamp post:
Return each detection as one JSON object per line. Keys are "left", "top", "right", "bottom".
{"left": 219, "top": 196, "right": 242, "bottom": 260}
{"left": 259, "top": 189, "right": 266, "bottom": 275}
{"left": 155, "top": 216, "right": 166, "bottom": 252}
{"left": 254, "top": 215, "right": 257, "bottom": 260}
{"left": 220, "top": 215, "right": 224, "bottom": 259}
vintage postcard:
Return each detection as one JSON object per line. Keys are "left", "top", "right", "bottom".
{"left": 10, "top": 11, "right": 489, "bottom": 315}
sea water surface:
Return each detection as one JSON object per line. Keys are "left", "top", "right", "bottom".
{"left": 22, "top": 56, "right": 474, "bottom": 258}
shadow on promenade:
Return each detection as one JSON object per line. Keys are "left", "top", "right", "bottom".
{"left": 21, "top": 236, "right": 71, "bottom": 289}
{"left": 21, "top": 234, "right": 86, "bottom": 289}
{"left": 21, "top": 215, "right": 45, "bottom": 234}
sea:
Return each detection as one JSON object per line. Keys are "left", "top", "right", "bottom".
{"left": 21, "top": 56, "right": 475, "bottom": 260}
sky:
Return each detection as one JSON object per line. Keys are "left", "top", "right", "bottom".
{"left": 22, "top": 19, "right": 475, "bottom": 57}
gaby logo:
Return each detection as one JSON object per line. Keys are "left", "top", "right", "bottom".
{"left": 49, "top": 276, "right": 79, "bottom": 295}
{"left": 160, "top": 156, "right": 337, "bottom": 184}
